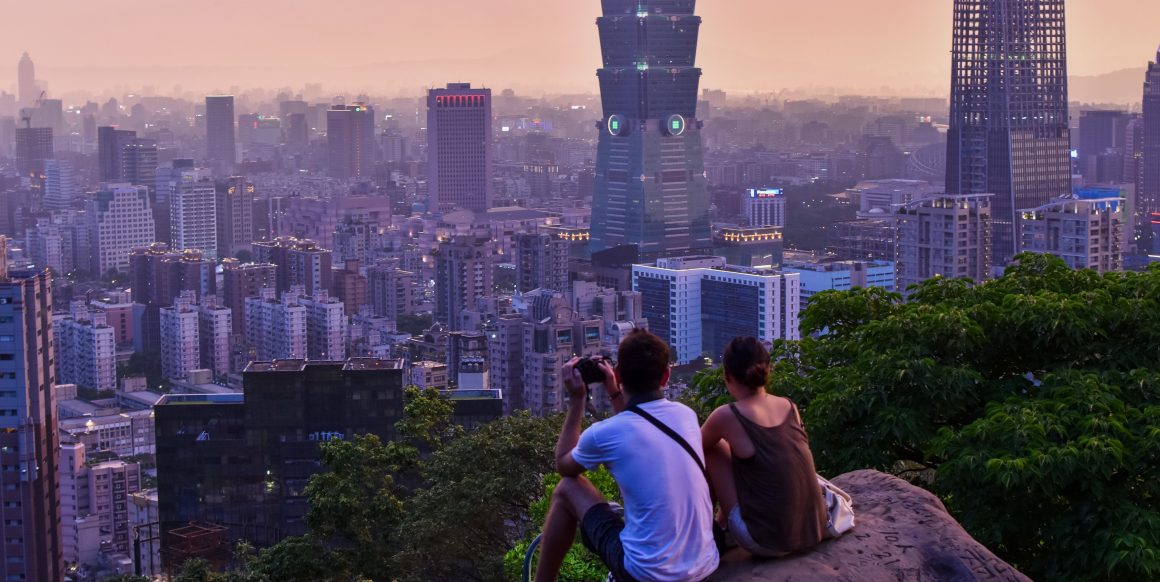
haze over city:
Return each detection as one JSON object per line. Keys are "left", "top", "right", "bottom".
{"left": 1, "top": 0, "right": 1157, "bottom": 99}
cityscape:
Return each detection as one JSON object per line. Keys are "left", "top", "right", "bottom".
{"left": 0, "top": 1, "right": 1158, "bottom": 581}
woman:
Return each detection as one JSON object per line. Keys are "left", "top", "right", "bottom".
{"left": 701, "top": 337, "right": 827, "bottom": 558}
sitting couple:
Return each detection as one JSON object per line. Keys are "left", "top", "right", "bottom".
{"left": 534, "top": 330, "right": 826, "bottom": 582}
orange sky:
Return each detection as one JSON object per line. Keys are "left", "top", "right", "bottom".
{"left": 2, "top": 1, "right": 1157, "bottom": 97}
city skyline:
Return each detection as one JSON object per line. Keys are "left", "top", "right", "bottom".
{"left": 0, "top": 1, "right": 1157, "bottom": 99}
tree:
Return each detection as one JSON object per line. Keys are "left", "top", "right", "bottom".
{"left": 234, "top": 249, "right": 254, "bottom": 263}
{"left": 396, "top": 413, "right": 564, "bottom": 582}
{"left": 687, "top": 254, "right": 1160, "bottom": 580}
{"left": 396, "top": 313, "right": 434, "bottom": 337}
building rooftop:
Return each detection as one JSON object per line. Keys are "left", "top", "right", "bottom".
{"left": 156, "top": 393, "right": 245, "bottom": 406}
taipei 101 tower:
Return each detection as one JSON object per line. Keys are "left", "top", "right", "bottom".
{"left": 589, "top": 1, "right": 712, "bottom": 259}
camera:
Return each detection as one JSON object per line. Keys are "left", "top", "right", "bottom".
{"left": 576, "top": 356, "right": 608, "bottom": 388}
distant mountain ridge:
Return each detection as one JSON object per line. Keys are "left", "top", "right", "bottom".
{"left": 1070, "top": 67, "right": 1146, "bottom": 106}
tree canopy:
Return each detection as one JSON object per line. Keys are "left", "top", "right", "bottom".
{"left": 690, "top": 254, "right": 1160, "bottom": 581}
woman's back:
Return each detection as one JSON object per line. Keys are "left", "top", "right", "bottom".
{"left": 729, "top": 396, "right": 826, "bottom": 556}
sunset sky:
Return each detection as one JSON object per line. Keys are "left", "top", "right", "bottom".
{"left": 2, "top": 0, "right": 1157, "bottom": 97}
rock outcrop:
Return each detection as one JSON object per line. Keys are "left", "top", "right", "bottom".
{"left": 709, "top": 470, "right": 1029, "bottom": 581}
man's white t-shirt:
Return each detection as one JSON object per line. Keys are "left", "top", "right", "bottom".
{"left": 571, "top": 399, "right": 720, "bottom": 582}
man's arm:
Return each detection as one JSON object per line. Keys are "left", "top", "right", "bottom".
{"left": 555, "top": 357, "right": 590, "bottom": 478}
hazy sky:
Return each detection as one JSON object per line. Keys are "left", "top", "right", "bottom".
{"left": 2, "top": 0, "right": 1157, "bottom": 97}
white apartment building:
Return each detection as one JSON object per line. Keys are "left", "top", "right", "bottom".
{"left": 159, "top": 291, "right": 200, "bottom": 381}
{"left": 1018, "top": 195, "right": 1124, "bottom": 274}
{"left": 54, "top": 307, "right": 117, "bottom": 393}
{"left": 198, "top": 300, "right": 232, "bottom": 381}
{"left": 245, "top": 288, "right": 307, "bottom": 361}
{"left": 60, "top": 442, "right": 142, "bottom": 570}
{"left": 87, "top": 184, "right": 156, "bottom": 274}
{"left": 299, "top": 289, "right": 347, "bottom": 361}
{"left": 169, "top": 169, "right": 218, "bottom": 258}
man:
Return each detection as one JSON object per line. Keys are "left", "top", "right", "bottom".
{"left": 535, "top": 329, "right": 719, "bottom": 582}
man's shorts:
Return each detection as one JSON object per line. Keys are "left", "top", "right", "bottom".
{"left": 580, "top": 503, "right": 638, "bottom": 582}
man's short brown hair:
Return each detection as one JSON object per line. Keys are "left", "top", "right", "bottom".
{"left": 616, "top": 329, "right": 670, "bottom": 395}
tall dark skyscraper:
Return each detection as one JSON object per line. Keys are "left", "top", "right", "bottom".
{"left": 205, "top": 95, "right": 237, "bottom": 171}
{"left": 326, "top": 103, "right": 376, "bottom": 180}
{"left": 427, "top": 84, "right": 493, "bottom": 213}
{"left": 0, "top": 269, "right": 63, "bottom": 582}
{"left": 1141, "top": 47, "right": 1160, "bottom": 253}
{"left": 946, "top": 0, "right": 1072, "bottom": 265}
{"left": 14, "top": 126, "right": 53, "bottom": 178}
{"left": 589, "top": 0, "right": 712, "bottom": 259}
{"left": 98, "top": 126, "right": 137, "bottom": 182}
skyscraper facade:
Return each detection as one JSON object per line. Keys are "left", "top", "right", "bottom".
{"left": 98, "top": 127, "right": 137, "bottom": 182}
{"left": 427, "top": 84, "right": 493, "bottom": 213}
{"left": 87, "top": 185, "right": 157, "bottom": 275}
{"left": 1141, "top": 48, "right": 1160, "bottom": 253}
{"left": 205, "top": 96, "right": 237, "bottom": 170}
{"left": 589, "top": 1, "right": 712, "bottom": 259}
{"left": 17, "top": 52, "right": 36, "bottom": 108}
{"left": 946, "top": 0, "right": 1072, "bottom": 266}
{"left": 0, "top": 269, "right": 63, "bottom": 582}
{"left": 326, "top": 104, "right": 376, "bottom": 180}
{"left": 170, "top": 169, "right": 219, "bottom": 258}
{"left": 15, "top": 126, "right": 53, "bottom": 177}
{"left": 216, "top": 176, "right": 255, "bottom": 258}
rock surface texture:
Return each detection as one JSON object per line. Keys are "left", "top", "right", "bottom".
{"left": 709, "top": 470, "right": 1030, "bottom": 582}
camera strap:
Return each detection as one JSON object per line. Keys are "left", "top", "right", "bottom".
{"left": 626, "top": 404, "right": 707, "bottom": 479}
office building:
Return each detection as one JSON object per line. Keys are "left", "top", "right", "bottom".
{"left": 946, "top": 0, "right": 1071, "bottom": 265}
{"left": 253, "top": 237, "right": 333, "bottom": 296}
{"left": 17, "top": 52, "right": 36, "bottom": 108}
{"left": 15, "top": 126, "right": 53, "bottom": 177}
{"left": 98, "top": 127, "right": 137, "bottom": 182}
{"left": 712, "top": 226, "right": 784, "bottom": 269}
{"left": 221, "top": 261, "right": 277, "bottom": 337}
{"left": 155, "top": 359, "right": 405, "bottom": 551}
{"left": 170, "top": 169, "right": 218, "bottom": 259}
{"left": 1078, "top": 111, "right": 1132, "bottom": 184}
{"left": 55, "top": 308, "right": 118, "bottom": 393}
{"left": 245, "top": 288, "right": 307, "bottom": 361}
{"left": 129, "top": 244, "right": 217, "bottom": 307}
{"left": 43, "top": 159, "right": 78, "bottom": 210}
{"left": 434, "top": 237, "right": 494, "bottom": 330}
{"left": 782, "top": 253, "right": 896, "bottom": 311}
{"left": 590, "top": 1, "right": 711, "bottom": 258}
{"left": 832, "top": 219, "right": 899, "bottom": 262}
{"left": 0, "top": 269, "right": 63, "bottom": 582}
{"left": 60, "top": 441, "right": 142, "bottom": 570}
{"left": 427, "top": 84, "right": 493, "bottom": 213}
{"left": 205, "top": 96, "right": 237, "bottom": 170}
{"left": 895, "top": 194, "right": 994, "bottom": 293}
{"left": 849, "top": 179, "right": 939, "bottom": 218}
{"left": 1018, "top": 195, "right": 1124, "bottom": 273}
{"left": 88, "top": 185, "right": 157, "bottom": 275}
{"left": 516, "top": 232, "right": 569, "bottom": 293}
{"left": 1143, "top": 48, "right": 1160, "bottom": 253}
{"left": 122, "top": 138, "right": 159, "bottom": 188}
{"left": 199, "top": 298, "right": 233, "bottom": 382}
{"left": 216, "top": 176, "right": 255, "bottom": 258}
{"left": 330, "top": 260, "right": 367, "bottom": 315}
{"left": 160, "top": 292, "right": 200, "bottom": 381}
{"left": 327, "top": 104, "right": 376, "bottom": 180}
{"left": 632, "top": 256, "right": 800, "bottom": 365}
{"left": 742, "top": 188, "right": 786, "bottom": 228}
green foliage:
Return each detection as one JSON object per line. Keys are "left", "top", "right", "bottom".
{"left": 396, "top": 313, "right": 434, "bottom": 337}
{"left": 396, "top": 413, "right": 564, "bottom": 582}
{"left": 687, "top": 254, "right": 1160, "bottom": 581}
{"left": 118, "top": 351, "right": 164, "bottom": 389}
{"left": 780, "top": 180, "right": 858, "bottom": 252}
{"left": 503, "top": 468, "right": 622, "bottom": 582}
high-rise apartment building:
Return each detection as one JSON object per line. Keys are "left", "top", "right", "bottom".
{"left": 327, "top": 104, "right": 376, "bottom": 180}
{"left": 1018, "top": 195, "right": 1124, "bottom": 273}
{"left": 427, "top": 84, "right": 493, "bottom": 213}
{"left": 44, "top": 158, "right": 78, "bottom": 210}
{"left": 1142, "top": 48, "right": 1160, "bottom": 253}
{"left": 946, "top": 0, "right": 1071, "bottom": 265}
{"left": 632, "top": 256, "right": 800, "bottom": 365}
{"left": 222, "top": 261, "right": 278, "bottom": 337}
{"left": 60, "top": 441, "right": 142, "bottom": 569}
{"left": 129, "top": 244, "right": 217, "bottom": 307}
{"left": 170, "top": 169, "right": 219, "bottom": 258}
{"left": 253, "top": 237, "right": 333, "bottom": 296}
{"left": 205, "top": 96, "right": 237, "bottom": 170}
{"left": 367, "top": 264, "right": 419, "bottom": 320}
{"left": 160, "top": 292, "right": 201, "bottom": 381}
{"left": 0, "top": 269, "right": 63, "bottom": 582}
{"left": 895, "top": 194, "right": 994, "bottom": 293}
{"left": 199, "top": 297, "right": 233, "bottom": 382}
{"left": 330, "top": 260, "right": 367, "bottom": 315}
{"left": 299, "top": 290, "right": 347, "bottom": 361}
{"left": 590, "top": 1, "right": 712, "bottom": 258}
{"left": 434, "top": 236, "right": 494, "bottom": 331}
{"left": 245, "top": 288, "right": 307, "bottom": 361}
{"left": 515, "top": 232, "right": 569, "bottom": 293}
{"left": 55, "top": 308, "right": 118, "bottom": 393}
{"left": 216, "top": 176, "right": 255, "bottom": 258}
{"left": 87, "top": 184, "right": 157, "bottom": 275}
{"left": 742, "top": 188, "right": 786, "bottom": 228}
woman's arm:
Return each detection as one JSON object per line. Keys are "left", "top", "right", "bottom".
{"left": 701, "top": 406, "right": 727, "bottom": 453}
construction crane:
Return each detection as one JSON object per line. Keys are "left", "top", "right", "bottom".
{"left": 18, "top": 90, "right": 46, "bottom": 129}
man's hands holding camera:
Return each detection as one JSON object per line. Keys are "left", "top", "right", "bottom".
{"left": 563, "top": 355, "right": 621, "bottom": 406}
